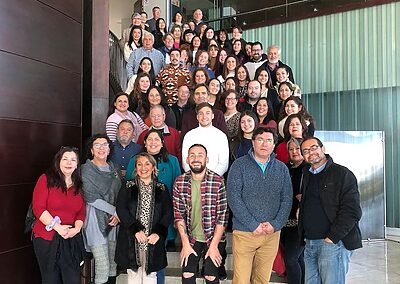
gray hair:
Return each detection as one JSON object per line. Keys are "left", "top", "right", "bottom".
{"left": 142, "top": 31, "right": 154, "bottom": 42}
{"left": 286, "top": 137, "right": 303, "bottom": 151}
{"left": 267, "top": 45, "right": 281, "bottom": 55}
{"left": 150, "top": 104, "right": 166, "bottom": 115}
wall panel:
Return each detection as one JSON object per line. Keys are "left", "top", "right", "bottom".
{"left": 0, "top": 0, "right": 83, "bottom": 282}
{"left": 303, "top": 87, "right": 400, "bottom": 227}
{"left": 244, "top": 2, "right": 400, "bottom": 227}
{"left": 243, "top": 2, "right": 400, "bottom": 94}
{"left": 0, "top": 53, "right": 81, "bottom": 125}
{"left": 0, "top": 0, "right": 82, "bottom": 73}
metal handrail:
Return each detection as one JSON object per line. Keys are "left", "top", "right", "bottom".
{"left": 109, "top": 30, "right": 127, "bottom": 91}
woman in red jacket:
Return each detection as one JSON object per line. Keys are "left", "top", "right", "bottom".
{"left": 32, "top": 146, "right": 86, "bottom": 284}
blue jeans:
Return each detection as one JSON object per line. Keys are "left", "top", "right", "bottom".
{"left": 157, "top": 269, "right": 165, "bottom": 284}
{"left": 304, "top": 239, "right": 352, "bottom": 284}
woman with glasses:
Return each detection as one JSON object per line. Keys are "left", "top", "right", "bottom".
{"left": 116, "top": 152, "right": 173, "bottom": 284}
{"left": 82, "top": 134, "right": 122, "bottom": 284}
{"left": 32, "top": 146, "right": 85, "bottom": 284}
{"left": 281, "top": 137, "right": 305, "bottom": 284}
{"left": 221, "top": 89, "right": 241, "bottom": 139}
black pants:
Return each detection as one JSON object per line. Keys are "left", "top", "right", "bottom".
{"left": 182, "top": 241, "right": 224, "bottom": 284}
{"left": 33, "top": 236, "right": 81, "bottom": 284}
{"left": 281, "top": 226, "right": 305, "bottom": 284}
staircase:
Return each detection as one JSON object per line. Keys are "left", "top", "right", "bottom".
{"left": 116, "top": 233, "right": 287, "bottom": 283}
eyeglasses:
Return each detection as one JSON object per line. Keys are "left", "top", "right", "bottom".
{"left": 302, "top": 145, "right": 320, "bottom": 155}
{"left": 93, "top": 143, "right": 109, "bottom": 149}
{"left": 225, "top": 97, "right": 237, "bottom": 101}
{"left": 255, "top": 138, "right": 274, "bottom": 145}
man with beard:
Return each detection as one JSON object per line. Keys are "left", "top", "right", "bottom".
{"left": 173, "top": 144, "right": 229, "bottom": 284}
{"left": 299, "top": 137, "right": 362, "bottom": 284}
{"left": 110, "top": 119, "right": 141, "bottom": 179}
{"left": 256, "top": 45, "right": 295, "bottom": 86}
{"left": 182, "top": 102, "right": 229, "bottom": 177}
{"left": 156, "top": 48, "right": 191, "bottom": 105}
{"left": 238, "top": 80, "right": 262, "bottom": 113}
{"left": 244, "top": 42, "right": 268, "bottom": 80}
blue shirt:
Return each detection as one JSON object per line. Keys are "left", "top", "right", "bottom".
{"left": 110, "top": 141, "right": 142, "bottom": 171}
{"left": 250, "top": 151, "right": 270, "bottom": 173}
{"left": 309, "top": 160, "right": 328, "bottom": 174}
{"left": 126, "top": 47, "right": 165, "bottom": 79}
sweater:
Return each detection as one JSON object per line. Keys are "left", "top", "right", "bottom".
{"left": 106, "top": 110, "right": 147, "bottom": 142}
{"left": 227, "top": 151, "right": 292, "bottom": 232}
{"left": 181, "top": 108, "right": 228, "bottom": 138}
{"left": 32, "top": 174, "right": 86, "bottom": 241}
{"left": 126, "top": 47, "right": 165, "bottom": 79}
{"left": 115, "top": 178, "right": 173, "bottom": 273}
{"left": 182, "top": 125, "right": 229, "bottom": 176}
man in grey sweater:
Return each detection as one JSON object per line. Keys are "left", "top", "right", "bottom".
{"left": 227, "top": 127, "right": 292, "bottom": 284}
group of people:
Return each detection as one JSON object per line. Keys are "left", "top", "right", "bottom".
{"left": 30, "top": 6, "right": 363, "bottom": 284}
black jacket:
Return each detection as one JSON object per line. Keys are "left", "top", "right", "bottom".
{"left": 115, "top": 178, "right": 173, "bottom": 273}
{"left": 298, "top": 155, "right": 362, "bottom": 250}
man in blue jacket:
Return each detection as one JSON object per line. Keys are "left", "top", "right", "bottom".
{"left": 299, "top": 137, "right": 362, "bottom": 284}
{"left": 227, "top": 127, "right": 292, "bottom": 283}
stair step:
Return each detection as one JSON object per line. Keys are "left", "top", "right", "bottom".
{"left": 116, "top": 269, "right": 287, "bottom": 283}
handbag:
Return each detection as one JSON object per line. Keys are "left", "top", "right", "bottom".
{"left": 272, "top": 244, "right": 286, "bottom": 277}
{"left": 24, "top": 202, "right": 36, "bottom": 234}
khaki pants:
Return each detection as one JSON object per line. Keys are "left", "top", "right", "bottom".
{"left": 232, "top": 230, "right": 280, "bottom": 284}
{"left": 127, "top": 250, "right": 157, "bottom": 284}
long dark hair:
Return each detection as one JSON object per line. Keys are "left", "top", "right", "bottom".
{"left": 141, "top": 86, "right": 169, "bottom": 120}
{"left": 255, "top": 97, "right": 275, "bottom": 124}
{"left": 108, "top": 92, "right": 129, "bottom": 116}
{"left": 279, "top": 95, "right": 314, "bottom": 122}
{"left": 143, "top": 128, "right": 169, "bottom": 162}
{"left": 155, "top": 18, "right": 167, "bottom": 34}
{"left": 127, "top": 25, "right": 143, "bottom": 50}
{"left": 236, "top": 110, "right": 259, "bottom": 142}
{"left": 46, "top": 146, "right": 82, "bottom": 194}
{"left": 213, "top": 48, "right": 228, "bottom": 77}
{"left": 283, "top": 113, "right": 309, "bottom": 141}
{"left": 255, "top": 67, "right": 273, "bottom": 89}
{"left": 137, "top": 57, "right": 156, "bottom": 84}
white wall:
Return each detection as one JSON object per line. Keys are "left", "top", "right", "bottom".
{"left": 143, "top": 0, "right": 169, "bottom": 26}
{"left": 109, "top": 0, "right": 134, "bottom": 37}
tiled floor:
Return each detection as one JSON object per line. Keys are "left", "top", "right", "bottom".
{"left": 117, "top": 239, "right": 400, "bottom": 283}
{"left": 347, "top": 239, "right": 400, "bottom": 284}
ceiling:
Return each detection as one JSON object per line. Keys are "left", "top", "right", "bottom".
{"left": 181, "top": 0, "right": 398, "bottom": 30}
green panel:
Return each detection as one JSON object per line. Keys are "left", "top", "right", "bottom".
{"left": 243, "top": 2, "right": 400, "bottom": 94}
{"left": 303, "top": 87, "right": 400, "bottom": 228}
{"left": 243, "top": 2, "right": 400, "bottom": 227}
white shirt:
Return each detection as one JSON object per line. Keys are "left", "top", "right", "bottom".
{"left": 182, "top": 125, "right": 229, "bottom": 176}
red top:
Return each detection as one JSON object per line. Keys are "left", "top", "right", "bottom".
{"left": 275, "top": 142, "right": 289, "bottom": 164}
{"left": 32, "top": 174, "right": 86, "bottom": 240}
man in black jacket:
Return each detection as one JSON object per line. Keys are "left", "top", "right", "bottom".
{"left": 299, "top": 137, "right": 362, "bottom": 284}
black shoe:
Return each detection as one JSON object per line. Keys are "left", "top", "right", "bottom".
{"left": 218, "top": 265, "right": 227, "bottom": 281}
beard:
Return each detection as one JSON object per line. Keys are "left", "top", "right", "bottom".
{"left": 189, "top": 163, "right": 206, "bottom": 174}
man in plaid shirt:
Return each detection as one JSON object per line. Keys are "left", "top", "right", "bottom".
{"left": 173, "top": 143, "right": 229, "bottom": 284}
